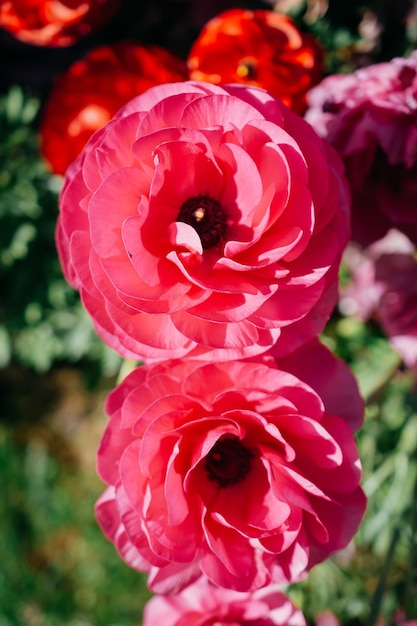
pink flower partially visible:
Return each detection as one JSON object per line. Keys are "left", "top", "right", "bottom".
{"left": 143, "top": 576, "right": 307, "bottom": 626}
{"left": 392, "top": 609, "right": 417, "bottom": 626}
{"left": 57, "top": 81, "right": 350, "bottom": 362}
{"left": 305, "top": 51, "right": 417, "bottom": 246}
{"left": 314, "top": 610, "right": 341, "bottom": 626}
{"left": 95, "top": 344, "right": 366, "bottom": 593}
{"left": 340, "top": 230, "right": 417, "bottom": 371}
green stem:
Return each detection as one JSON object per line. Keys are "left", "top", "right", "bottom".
{"left": 116, "top": 358, "right": 141, "bottom": 385}
{"left": 366, "top": 525, "right": 401, "bottom": 626}
{"left": 404, "top": 465, "right": 417, "bottom": 618}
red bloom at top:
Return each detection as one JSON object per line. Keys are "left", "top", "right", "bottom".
{"left": 0, "top": 0, "right": 121, "bottom": 46}
{"left": 40, "top": 42, "right": 187, "bottom": 174}
{"left": 187, "top": 8, "right": 323, "bottom": 115}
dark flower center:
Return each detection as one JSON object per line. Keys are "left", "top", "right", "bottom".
{"left": 236, "top": 57, "right": 258, "bottom": 80}
{"left": 322, "top": 98, "right": 341, "bottom": 114}
{"left": 177, "top": 195, "right": 227, "bottom": 249}
{"left": 204, "top": 435, "right": 253, "bottom": 487}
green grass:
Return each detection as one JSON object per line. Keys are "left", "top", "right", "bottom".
{"left": 0, "top": 368, "right": 151, "bottom": 626}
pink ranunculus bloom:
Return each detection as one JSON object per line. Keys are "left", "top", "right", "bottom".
{"left": 57, "top": 81, "right": 351, "bottom": 362}
{"left": 305, "top": 51, "right": 417, "bottom": 247}
{"left": 340, "top": 230, "right": 417, "bottom": 371}
{"left": 95, "top": 346, "right": 366, "bottom": 593}
{"left": 143, "top": 576, "right": 307, "bottom": 626}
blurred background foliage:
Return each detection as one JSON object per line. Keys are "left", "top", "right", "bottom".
{"left": 295, "top": 316, "right": 417, "bottom": 626}
{"left": 0, "top": 86, "right": 121, "bottom": 379}
{"left": 1, "top": 0, "right": 417, "bottom": 624}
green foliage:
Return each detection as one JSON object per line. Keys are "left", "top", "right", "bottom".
{"left": 294, "top": 364, "right": 417, "bottom": 624}
{"left": 0, "top": 422, "right": 151, "bottom": 626}
{"left": 289, "top": 0, "right": 415, "bottom": 74}
{"left": 0, "top": 87, "right": 121, "bottom": 379}
{"left": 303, "top": 318, "right": 417, "bottom": 626}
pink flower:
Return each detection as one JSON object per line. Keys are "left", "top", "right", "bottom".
{"left": 392, "top": 609, "right": 417, "bottom": 626}
{"left": 95, "top": 344, "right": 366, "bottom": 593}
{"left": 143, "top": 576, "right": 307, "bottom": 626}
{"left": 340, "top": 230, "right": 417, "bottom": 371}
{"left": 305, "top": 51, "right": 417, "bottom": 246}
{"left": 314, "top": 611, "right": 341, "bottom": 626}
{"left": 57, "top": 81, "right": 350, "bottom": 362}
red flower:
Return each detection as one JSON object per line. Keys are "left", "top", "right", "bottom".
{"left": 187, "top": 8, "right": 323, "bottom": 115}
{"left": 0, "top": 0, "right": 121, "bottom": 47}
{"left": 40, "top": 42, "right": 187, "bottom": 174}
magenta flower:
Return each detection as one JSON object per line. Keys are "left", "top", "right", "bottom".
{"left": 340, "top": 230, "right": 417, "bottom": 371}
{"left": 143, "top": 576, "right": 307, "bottom": 626}
{"left": 305, "top": 51, "right": 417, "bottom": 246}
{"left": 95, "top": 343, "right": 366, "bottom": 593}
{"left": 57, "top": 81, "right": 350, "bottom": 362}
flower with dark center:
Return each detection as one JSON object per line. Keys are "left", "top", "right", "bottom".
{"left": 187, "top": 8, "right": 323, "bottom": 114}
{"left": 57, "top": 81, "right": 350, "bottom": 362}
{"left": 204, "top": 435, "right": 253, "bottom": 487}
{"left": 177, "top": 194, "right": 227, "bottom": 249}
{"left": 95, "top": 355, "right": 366, "bottom": 593}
